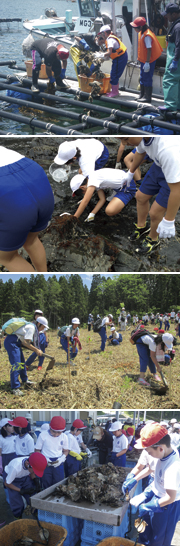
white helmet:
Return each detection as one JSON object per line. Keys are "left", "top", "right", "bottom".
{"left": 111, "top": 327, "right": 115, "bottom": 331}
{"left": 162, "top": 333, "right": 173, "bottom": 350}
{"left": 99, "top": 24, "right": 111, "bottom": 33}
{"left": 108, "top": 314, "right": 113, "bottom": 319}
{"left": 36, "top": 317, "right": 49, "bottom": 329}
{"left": 34, "top": 309, "right": 43, "bottom": 315}
{"left": 54, "top": 141, "right": 77, "bottom": 165}
{"left": 109, "top": 421, "right": 122, "bottom": 432}
{"left": 72, "top": 317, "right": 80, "bottom": 325}
{"left": 70, "top": 174, "right": 85, "bottom": 193}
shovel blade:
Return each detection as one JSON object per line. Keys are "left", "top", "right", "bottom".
{"left": 46, "top": 358, "right": 55, "bottom": 372}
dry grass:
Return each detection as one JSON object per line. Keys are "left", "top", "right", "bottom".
{"left": 0, "top": 326, "right": 179, "bottom": 409}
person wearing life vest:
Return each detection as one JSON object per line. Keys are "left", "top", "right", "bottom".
{"left": 60, "top": 318, "right": 81, "bottom": 365}
{"left": 134, "top": 331, "right": 173, "bottom": 387}
{"left": 161, "top": 3, "right": 180, "bottom": 111}
{"left": 130, "top": 17, "right": 163, "bottom": 103}
{"left": 98, "top": 24, "right": 128, "bottom": 97}
{"left": 30, "top": 37, "right": 69, "bottom": 93}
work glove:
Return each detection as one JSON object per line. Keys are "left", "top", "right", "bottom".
{"left": 130, "top": 486, "right": 154, "bottom": 508}
{"left": 49, "top": 76, "right": 56, "bottom": 83}
{"left": 20, "top": 487, "right": 35, "bottom": 496}
{"left": 157, "top": 217, "right": 175, "bottom": 238}
{"left": 126, "top": 471, "right": 135, "bottom": 481}
{"left": 80, "top": 451, "right": 88, "bottom": 457}
{"left": 169, "top": 60, "right": 178, "bottom": 72}
{"left": 143, "top": 62, "right": 150, "bottom": 72}
{"left": 61, "top": 68, "right": 66, "bottom": 79}
{"left": 139, "top": 496, "right": 164, "bottom": 518}
{"left": 122, "top": 170, "right": 135, "bottom": 190}
{"left": 80, "top": 38, "right": 90, "bottom": 51}
{"left": 85, "top": 448, "right": 92, "bottom": 458}
{"left": 89, "top": 63, "right": 96, "bottom": 75}
{"left": 32, "top": 477, "right": 41, "bottom": 493}
{"left": 115, "top": 162, "right": 122, "bottom": 169}
{"left": 69, "top": 450, "right": 83, "bottom": 461}
{"left": 93, "top": 52, "right": 105, "bottom": 61}
{"left": 84, "top": 212, "right": 95, "bottom": 222}
{"left": 122, "top": 476, "right": 137, "bottom": 495}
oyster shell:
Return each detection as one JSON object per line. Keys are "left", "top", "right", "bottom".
{"left": 135, "top": 518, "right": 148, "bottom": 533}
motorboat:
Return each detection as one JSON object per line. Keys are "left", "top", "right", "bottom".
{"left": 23, "top": 7, "right": 78, "bottom": 42}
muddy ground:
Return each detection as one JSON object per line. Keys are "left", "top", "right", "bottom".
{"left": 1, "top": 137, "right": 180, "bottom": 272}
{"left": 0, "top": 324, "right": 179, "bottom": 410}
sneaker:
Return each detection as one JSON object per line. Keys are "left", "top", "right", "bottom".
{"left": 154, "top": 374, "right": 161, "bottom": 382}
{"left": 138, "top": 378, "right": 150, "bottom": 387}
{"left": 129, "top": 223, "right": 150, "bottom": 242}
{"left": 24, "top": 380, "right": 34, "bottom": 386}
{"left": 37, "top": 366, "right": 42, "bottom": 371}
{"left": 135, "top": 236, "right": 160, "bottom": 255}
{"left": 56, "top": 81, "right": 70, "bottom": 90}
{"left": 70, "top": 360, "right": 76, "bottom": 366}
{"left": 12, "top": 389, "right": 24, "bottom": 396}
{"left": 31, "top": 85, "right": 40, "bottom": 93}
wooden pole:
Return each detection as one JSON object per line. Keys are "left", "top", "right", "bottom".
{"left": 68, "top": 339, "right": 71, "bottom": 383}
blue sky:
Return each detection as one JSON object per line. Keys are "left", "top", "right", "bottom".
{"left": 0, "top": 274, "right": 115, "bottom": 290}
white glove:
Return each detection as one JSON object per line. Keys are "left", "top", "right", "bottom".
{"left": 122, "top": 170, "right": 134, "bottom": 189}
{"left": 115, "top": 162, "right": 122, "bottom": 170}
{"left": 84, "top": 212, "right": 95, "bottom": 222}
{"left": 143, "top": 62, "right": 150, "bottom": 72}
{"left": 86, "top": 447, "right": 92, "bottom": 458}
{"left": 157, "top": 217, "right": 175, "bottom": 239}
{"left": 130, "top": 492, "right": 147, "bottom": 507}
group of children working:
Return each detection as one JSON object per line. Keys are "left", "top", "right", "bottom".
{"left": 1, "top": 135, "right": 180, "bottom": 271}
{"left": 0, "top": 415, "right": 91, "bottom": 519}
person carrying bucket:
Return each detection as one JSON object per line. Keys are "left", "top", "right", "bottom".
{"left": 97, "top": 24, "right": 128, "bottom": 97}
{"left": 161, "top": 3, "right": 180, "bottom": 111}
{"left": 130, "top": 16, "right": 163, "bottom": 103}
{"left": 60, "top": 318, "right": 81, "bottom": 365}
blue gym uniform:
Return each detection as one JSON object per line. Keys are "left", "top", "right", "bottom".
{"left": 26, "top": 332, "right": 48, "bottom": 369}
{"left": 0, "top": 157, "right": 54, "bottom": 251}
{"left": 42, "top": 460, "right": 64, "bottom": 489}
{"left": 136, "top": 337, "right": 156, "bottom": 374}
{"left": 60, "top": 334, "right": 78, "bottom": 361}
{"left": 110, "top": 51, "right": 128, "bottom": 85}
{"left": 109, "top": 333, "right": 123, "bottom": 345}
{"left": 110, "top": 434, "right": 128, "bottom": 467}
{"left": 139, "top": 163, "right": 170, "bottom": 208}
{"left": 4, "top": 457, "right": 36, "bottom": 518}
{"left": 114, "top": 179, "right": 136, "bottom": 205}
{"left": 4, "top": 335, "right": 28, "bottom": 390}
{"left": 95, "top": 145, "right": 109, "bottom": 170}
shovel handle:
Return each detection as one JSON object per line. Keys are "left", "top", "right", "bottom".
{"left": 156, "top": 364, "right": 168, "bottom": 388}
{"left": 41, "top": 352, "right": 54, "bottom": 359}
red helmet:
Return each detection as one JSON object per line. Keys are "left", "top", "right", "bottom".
{"left": 8, "top": 416, "right": 28, "bottom": 428}
{"left": 57, "top": 46, "right": 69, "bottom": 60}
{"left": 73, "top": 419, "right": 86, "bottom": 430}
{"left": 50, "top": 416, "right": 66, "bottom": 431}
{"left": 126, "top": 427, "right": 134, "bottom": 436}
{"left": 29, "top": 452, "right": 47, "bottom": 477}
{"left": 130, "top": 17, "right": 146, "bottom": 27}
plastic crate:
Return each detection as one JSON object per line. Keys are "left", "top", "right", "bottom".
{"left": 125, "top": 460, "right": 136, "bottom": 468}
{"left": 38, "top": 510, "right": 80, "bottom": 546}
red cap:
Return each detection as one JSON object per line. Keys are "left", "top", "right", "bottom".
{"left": 130, "top": 17, "right": 146, "bottom": 27}
{"left": 73, "top": 419, "right": 86, "bottom": 430}
{"left": 154, "top": 327, "right": 159, "bottom": 331}
{"left": 135, "top": 423, "right": 168, "bottom": 449}
{"left": 121, "top": 429, "right": 127, "bottom": 436}
{"left": 29, "top": 452, "right": 47, "bottom": 477}
{"left": 57, "top": 45, "right": 69, "bottom": 60}
{"left": 159, "top": 329, "right": 165, "bottom": 333}
{"left": 8, "top": 416, "right": 28, "bottom": 428}
{"left": 50, "top": 416, "right": 66, "bottom": 432}
{"left": 126, "top": 427, "right": 134, "bottom": 436}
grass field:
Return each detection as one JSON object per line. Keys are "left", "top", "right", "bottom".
{"left": 0, "top": 325, "right": 179, "bottom": 410}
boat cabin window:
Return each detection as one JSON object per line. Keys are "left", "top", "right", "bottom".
{"left": 78, "top": 0, "right": 97, "bottom": 17}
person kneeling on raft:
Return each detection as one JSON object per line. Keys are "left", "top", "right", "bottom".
{"left": 70, "top": 168, "right": 136, "bottom": 222}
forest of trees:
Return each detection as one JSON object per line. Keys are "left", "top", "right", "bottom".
{"left": 0, "top": 274, "right": 179, "bottom": 329}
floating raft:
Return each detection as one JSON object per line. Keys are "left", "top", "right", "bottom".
{"left": 0, "top": 61, "right": 180, "bottom": 135}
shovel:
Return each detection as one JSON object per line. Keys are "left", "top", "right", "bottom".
{"left": 39, "top": 353, "right": 55, "bottom": 386}
{"left": 156, "top": 361, "right": 168, "bottom": 388}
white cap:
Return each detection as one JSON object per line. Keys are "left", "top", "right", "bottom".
{"left": 25, "top": 412, "right": 32, "bottom": 422}
{"left": 99, "top": 24, "right": 111, "bottom": 33}
{"left": 54, "top": 142, "right": 77, "bottom": 165}
{"left": 160, "top": 421, "right": 168, "bottom": 427}
{"left": 111, "top": 327, "right": 115, "bottom": 331}
{"left": 72, "top": 317, "right": 80, "bottom": 325}
{"left": 170, "top": 418, "right": 177, "bottom": 424}
{"left": 173, "top": 423, "right": 180, "bottom": 430}
{"left": 70, "top": 174, "right": 85, "bottom": 193}
{"left": 0, "top": 418, "right": 12, "bottom": 428}
{"left": 109, "top": 421, "right": 122, "bottom": 432}
{"left": 34, "top": 309, "right": 43, "bottom": 315}
{"left": 108, "top": 314, "right": 113, "bottom": 319}
{"left": 41, "top": 423, "right": 50, "bottom": 431}
{"left": 36, "top": 316, "right": 49, "bottom": 329}
{"left": 162, "top": 333, "right": 173, "bottom": 350}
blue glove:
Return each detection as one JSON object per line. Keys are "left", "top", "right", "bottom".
{"left": 61, "top": 68, "right": 66, "bottom": 79}
{"left": 169, "top": 60, "right": 178, "bottom": 72}
{"left": 49, "top": 76, "right": 55, "bottom": 83}
{"left": 89, "top": 63, "right": 95, "bottom": 75}
{"left": 143, "top": 485, "right": 154, "bottom": 502}
{"left": 80, "top": 38, "right": 90, "bottom": 51}
{"left": 139, "top": 497, "right": 164, "bottom": 518}
{"left": 126, "top": 471, "right": 135, "bottom": 480}
{"left": 122, "top": 476, "right": 137, "bottom": 495}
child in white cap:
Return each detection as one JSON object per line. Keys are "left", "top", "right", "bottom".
{"left": 60, "top": 318, "right": 81, "bottom": 364}
{"left": 109, "top": 327, "right": 123, "bottom": 346}
{"left": 109, "top": 421, "right": 128, "bottom": 467}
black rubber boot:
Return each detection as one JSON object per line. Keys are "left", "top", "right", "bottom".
{"left": 136, "top": 84, "right": 144, "bottom": 100}
{"left": 138, "top": 86, "right": 152, "bottom": 103}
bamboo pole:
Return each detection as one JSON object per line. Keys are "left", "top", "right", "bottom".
{"left": 67, "top": 339, "right": 71, "bottom": 384}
